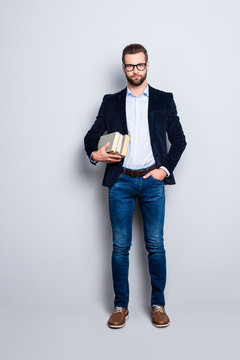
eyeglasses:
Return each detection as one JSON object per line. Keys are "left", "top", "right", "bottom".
{"left": 123, "top": 63, "right": 147, "bottom": 72}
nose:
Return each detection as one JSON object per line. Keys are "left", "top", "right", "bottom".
{"left": 133, "top": 66, "right": 139, "bottom": 74}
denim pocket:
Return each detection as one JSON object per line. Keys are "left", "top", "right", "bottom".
{"left": 150, "top": 175, "right": 164, "bottom": 182}
{"left": 117, "top": 171, "right": 125, "bottom": 180}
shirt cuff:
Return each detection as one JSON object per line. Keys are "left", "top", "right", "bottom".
{"left": 90, "top": 151, "right": 98, "bottom": 164}
{"left": 159, "top": 166, "right": 170, "bottom": 177}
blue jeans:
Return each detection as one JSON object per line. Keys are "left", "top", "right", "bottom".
{"left": 108, "top": 164, "right": 166, "bottom": 309}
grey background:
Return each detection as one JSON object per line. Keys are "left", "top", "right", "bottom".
{"left": 0, "top": 0, "right": 239, "bottom": 359}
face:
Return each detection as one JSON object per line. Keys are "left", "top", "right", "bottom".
{"left": 122, "top": 52, "right": 149, "bottom": 87}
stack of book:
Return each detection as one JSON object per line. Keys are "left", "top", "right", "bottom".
{"left": 98, "top": 131, "right": 130, "bottom": 158}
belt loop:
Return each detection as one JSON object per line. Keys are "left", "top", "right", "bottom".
{"left": 147, "top": 165, "right": 151, "bottom": 173}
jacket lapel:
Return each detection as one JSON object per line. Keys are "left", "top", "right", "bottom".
{"left": 118, "top": 86, "right": 128, "bottom": 134}
{"left": 148, "top": 85, "right": 155, "bottom": 139}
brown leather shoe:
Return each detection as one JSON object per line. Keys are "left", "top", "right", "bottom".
{"left": 107, "top": 306, "right": 129, "bottom": 329}
{"left": 151, "top": 305, "right": 170, "bottom": 327}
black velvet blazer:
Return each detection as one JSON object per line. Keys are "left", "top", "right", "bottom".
{"left": 84, "top": 84, "right": 187, "bottom": 187}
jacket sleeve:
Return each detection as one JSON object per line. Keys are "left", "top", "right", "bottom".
{"left": 161, "top": 93, "right": 187, "bottom": 174}
{"left": 84, "top": 95, "right": 107, "bottom": 166}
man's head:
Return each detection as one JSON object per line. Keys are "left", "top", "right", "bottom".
{"left": 122, "top": 43, "right": 149, "bottom": 87}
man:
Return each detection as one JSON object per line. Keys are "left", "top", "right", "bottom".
{"left": 84, "top": 43, "right": 187, "bottom": 329}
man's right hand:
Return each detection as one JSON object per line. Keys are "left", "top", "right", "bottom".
{"left": 91, "top": 142, "right": 122, "bottom": 163}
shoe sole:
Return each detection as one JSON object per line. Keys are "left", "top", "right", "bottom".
{"left": 107, "top": 314, "right": 129, "bottom": 329}
{"left": 152, "top": 320, "right": 170, "bottom": 328}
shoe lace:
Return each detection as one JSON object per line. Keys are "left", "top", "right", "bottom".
{"left": 152, "top": 305, "right": 164, "bottom": 313}
{"left": 114, "top": 306, "right": 123, "bottom": 313}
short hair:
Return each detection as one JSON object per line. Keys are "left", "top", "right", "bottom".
{"left": 122, "top": 43, "right": 148, "bottom": 64}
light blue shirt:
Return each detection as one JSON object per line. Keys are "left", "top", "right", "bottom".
{"left": 90, "top": 83, "right": 169, "bottom": 177}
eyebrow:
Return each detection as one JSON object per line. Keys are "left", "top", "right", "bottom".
{"left": 125, "top": 63, "right": 145, "bottom": 65}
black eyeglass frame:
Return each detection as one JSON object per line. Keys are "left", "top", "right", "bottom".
{"left": 123, "top": 63, "right": 147, "bottom": 72}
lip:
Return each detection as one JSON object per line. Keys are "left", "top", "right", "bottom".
{"left": 133, "top": 76, "right": 140, "bottom": 78}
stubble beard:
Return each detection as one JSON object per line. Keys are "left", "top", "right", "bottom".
{"left": 125, "top": 71, "right": 147, "bottom": 87}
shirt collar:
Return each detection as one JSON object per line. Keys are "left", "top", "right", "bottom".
{"left": 127, "top": 83, "right": 149, "bottom": 97}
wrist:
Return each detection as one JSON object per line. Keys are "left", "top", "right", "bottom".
{"left": 91, "top": 151, "right": 97, "bottom": 161}
{"left": 159, "top": 168, "right": 166, "bottom": 175}
{"left": 159, "top": 166, "right": 170, "bottom": 177}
